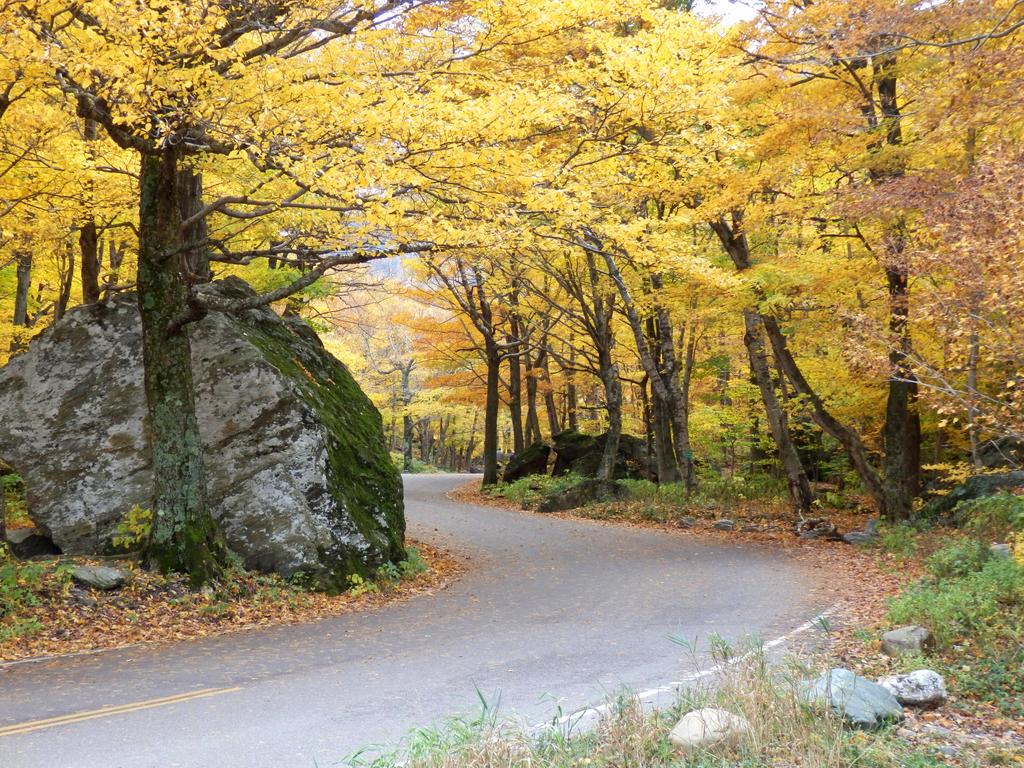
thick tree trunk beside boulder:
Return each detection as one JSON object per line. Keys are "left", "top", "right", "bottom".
{"left": 0, "top": 277, "right": 404, "bottom": 591}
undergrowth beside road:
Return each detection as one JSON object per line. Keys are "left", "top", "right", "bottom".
{"left": 485, "top": 472, "right": 798, "bottom": 519}
{"left": 875, "top": 533, "right": 1024, "bottom": 721}
{"left": 0, "top": 543, "right": 459, "bottom": 662}
{"left": 346, "top": 645, "right": 975, "bottom": 768}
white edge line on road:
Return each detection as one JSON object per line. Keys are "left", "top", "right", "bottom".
{"left": 532, "top": 605, "right": 840, "bottom": 738}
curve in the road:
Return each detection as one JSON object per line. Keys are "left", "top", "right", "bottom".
{"left": 0, "top": 474, "right": 827, "bottom": 768}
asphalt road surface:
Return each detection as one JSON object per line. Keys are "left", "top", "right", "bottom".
{"left": 0, "top": 474, "right": 826, "bottom": 768}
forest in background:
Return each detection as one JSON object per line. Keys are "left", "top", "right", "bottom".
{"left": 1, "top": 0, "right": 1022, "bottom": 543}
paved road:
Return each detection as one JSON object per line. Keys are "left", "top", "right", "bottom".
{"left": 0, "top": 474, "right": 825, "bottom": 768}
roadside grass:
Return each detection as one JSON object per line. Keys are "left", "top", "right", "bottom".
{"left": 482, "top": 473, "right": 586, "bottom": 507}
{"left": 345, "top": 646, "right": 954, "bottom": 768}
{"left": 0, "top": 554, "right": 73, "bottom": 643}
{"left": 484, "top": 471, "right": 801, "bottom": 525}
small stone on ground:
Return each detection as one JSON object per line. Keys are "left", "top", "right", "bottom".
{"left": 668, "top": 707, "right": 751, "bottom": 753}
{"left": 878, "top": 670, "right": 946, "bottom": 708}
{"left": 71, "top": 565, "right": 130, "bottom": 591}
{"left": 882, "top": 625, "right": 935, "bottom": 656}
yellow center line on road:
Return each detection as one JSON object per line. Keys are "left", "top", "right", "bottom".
{"left": 0, "top": 686, "right": 243, "bottom": 738}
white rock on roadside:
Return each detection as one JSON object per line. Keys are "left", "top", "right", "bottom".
{"left": 878, "top": 670, "right": 947, "bottom": 708}
{"left": 668, "top": 708, "right": 751, "bottom": 754}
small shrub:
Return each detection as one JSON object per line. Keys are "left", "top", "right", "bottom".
{"left": 0, "top": 555, "right": 45, "bottom": 617}
{"left": 347, "top": 573, "right": 379, "bottom": 598}
{"left": 617, "top": 478, "right": 659, "bottom": 501}
{"left": 0, "top": 617, "right": 43, "bottom": 643}
{"left": 391, "top": 452, "right": 440, "bottom": 474}
{"left": 962, "top": 492, "right": 1024, "bottom": 540}
{"left": 111, "top": 504, "right": 154, "bottom": 551}
{"left": 1, "top": 472, "right": 30, "bottom": 528}
{"left": 0, "top": 551, "right": 72, "bottom": 641}
{"left": 377, "top": 561, "right": 401, "bottom": 583}
{"left": 399, "top": 547, "right": 428, "bottom": 579}
{"left": 925, "top": 538, "right": 991, "bottom": 579}
{"left": 877, "top": 523, "right": 919, "bottom": 557}
{"left": 486, "top": 474, "right": 583, "bottom": 507}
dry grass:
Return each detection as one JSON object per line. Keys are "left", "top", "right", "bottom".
{"left": 347, "top": 645, "right": 958, "bottom": 768}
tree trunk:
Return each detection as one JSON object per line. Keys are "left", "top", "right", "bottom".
{"left": 402, "top": 414, "right": 414, "bottom": 471}
{"left": 678, "top": 319, "right": 698, "bottom": 488}
{"left": 645, "top": 318, "right": 677, "bottom": 484}
{"left": 506, "top": 331, "right": 525, "bottom": 455}
{"left": 419, "top": 417, "right": 434, "bottom": 463}
{"left": 873, "top": 49, "right": 920, "bottom": 519}
{"left": 742, "top": 310, "right": 815, "bottom": 513}
{"left": 657, "top": 300, "right": 694, "bottom": 489}
{"left": 482, "top": 341, "right": 501, "bottom": 486}
{"left": 399, "top": 362, "right": 414, "bottom": 471}
{"left": 640, "top": 375, "right": 654, "bottom": 460}
{"left": 597, "top": 354, "right": 622, "bottom": 481}
{"left": 80, "top": 117, "right": 102, "bottom": 305}
{"left": 137, "top": 148, "right": 226, "bottom": 585}
{"left": 651, "top": 390, "right": 676, "bottom": 483}
{"left": 967, "top": 329, "right": 981, "bottom": 469}
{"left": 711, "top": 205, "right": 898, "bottom": 513}
{"left": 524, "top": 351, "right": 542, "bottom": 445}
{"left": 882, "top": 263, "right": 920, "bottom": 519}
{"left": 539, "top": 349, "right": 561, "bottom": 437}
{"left": 12, "top": 251, "right": 31, "bottom": 327}
{"left": 600, "top": 253, "right": 687, "bottom": 484}
{"left": 80, "top": 221, "right": 101, "bottom": 305}
{"left": 178, "top": 169, "right": 211, "bottom": 283}
{"left": 55, "top": 243, "right": 74, "bottom": 321}
{"left": 437, "top": 415, "right": 450, "bottom": 465}
{"left": 760, "top": 314, "right": 892, "bottom": 514}
{"left": 565, "top": 359, "right": 579, "bottom": 432}
{"left": 466, "top": 410, "right": 479, "bottom": 473}
{"left": 710, "top": 215, "right": 814, "bottom": 510}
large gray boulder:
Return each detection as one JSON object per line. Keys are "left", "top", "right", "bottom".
{"left": 0, "top": 277, "right": 404, "bottom": 590}
{"left": 502, "top": 441, "right": 551, "bottom": 483}
{"left": 550, "top": 430, "right": 653, "bottom": 480}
